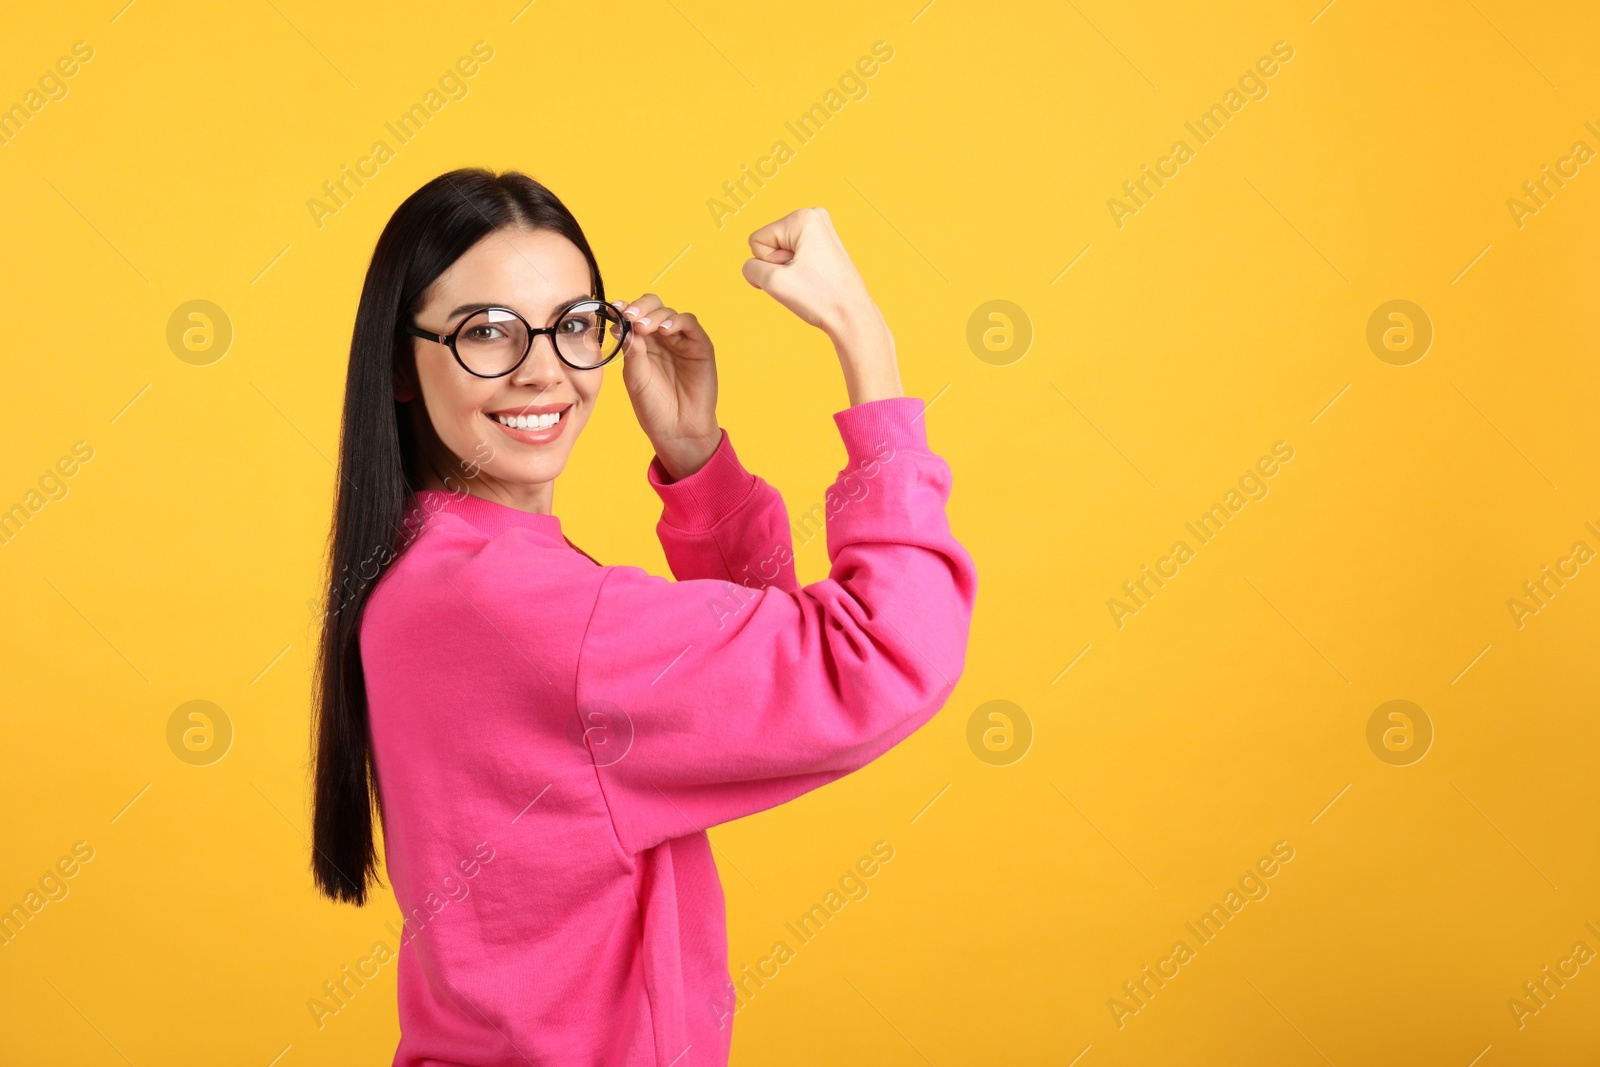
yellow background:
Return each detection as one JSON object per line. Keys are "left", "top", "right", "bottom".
{"left": 2, "top": 0, "right": 1597, "bottom": 1063}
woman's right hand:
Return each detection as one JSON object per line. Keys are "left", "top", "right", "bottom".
{"left": 741, "top": 208, "right": 905, "bottom": 406}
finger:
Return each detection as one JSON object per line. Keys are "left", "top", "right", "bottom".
{"left": 657, "top": 309, "right": 701, "bottom": 339}
{"left": 742, "top": 256, "right": 780, "bottom": 291}
{"left": 746, "top": 209, "right": 810, "bottom": 262}
{"left": 617, "top": 293, "right": 665, "bottom": 323}
{"left": 635, "top": 304, "right": 676, "bottom": 334}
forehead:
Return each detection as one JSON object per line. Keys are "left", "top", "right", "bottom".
{"left": 422, "top": 226, "right": 592, "bottom": 318}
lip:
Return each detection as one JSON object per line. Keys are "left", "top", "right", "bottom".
{"left": 487, "top": 402, "right": 572, "bottom": 417}
{"left": 485, "top": 403, "right": 573, "bottom": 446}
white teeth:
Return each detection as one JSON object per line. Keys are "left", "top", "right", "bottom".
{"left": 494, "top": 410, "right": 563, "bottom": 430}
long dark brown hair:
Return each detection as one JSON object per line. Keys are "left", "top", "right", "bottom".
{"left": 310, "top": 168, "right": 609, "bottom": 904}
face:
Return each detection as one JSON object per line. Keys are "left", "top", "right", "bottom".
{"left": 395, "top": 226, "right": 604, "bottom": 511}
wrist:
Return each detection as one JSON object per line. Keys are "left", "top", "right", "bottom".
{"left": 654, "top": 426, "right": 722, "bottom": 482}
{"left": 825, "top": 303, "right": 903, "bottom": 406}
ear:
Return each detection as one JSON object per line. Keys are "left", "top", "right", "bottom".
{"left": 393, "top": 349, "right": 419, "bottom": 402}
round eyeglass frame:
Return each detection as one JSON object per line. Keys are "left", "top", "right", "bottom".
{"left": 404, "top": 298, "right": 631, "bottom": 377}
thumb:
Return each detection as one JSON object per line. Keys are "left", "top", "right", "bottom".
{"left": 742, "top": 256, "right": 782, "bottom": 291}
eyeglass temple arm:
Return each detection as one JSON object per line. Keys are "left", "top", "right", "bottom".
{"left": 404, "top": 325, "right": 450, "bottom": 345}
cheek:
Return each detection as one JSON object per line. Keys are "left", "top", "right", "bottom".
{"left": 419, "top": 361, "right": 497, "bottom": 438}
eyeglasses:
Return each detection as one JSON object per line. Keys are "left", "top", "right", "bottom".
{"left": 404, "top": 298, "right": 631, "bottom": 377}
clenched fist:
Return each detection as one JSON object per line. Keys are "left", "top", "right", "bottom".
{"left": 743, "top": 207, "right": 904, "bottom": 406}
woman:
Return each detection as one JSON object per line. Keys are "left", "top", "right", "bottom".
{"left": 310, "top": 168, "right": 978, "bottom": 1065}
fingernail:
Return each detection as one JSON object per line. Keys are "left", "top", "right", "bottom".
{"left": 638, "top": 317, "right": 651, "bottom": 327}
{"left": 659, "top": 319, "right": 673, "bottom": 330}
{"left": 610, "top": 299, "right": 625, "bottom": 308}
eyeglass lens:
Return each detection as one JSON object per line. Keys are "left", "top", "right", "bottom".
{"left": 454, "top": 302, "right": 626, "bottom": 375}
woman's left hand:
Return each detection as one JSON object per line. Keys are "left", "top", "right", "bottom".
{"left": 612, "top": 293, "right": 721, "bottom": 481}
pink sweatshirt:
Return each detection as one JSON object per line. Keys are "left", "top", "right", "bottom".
{"left": 360, "top": 396, "right": 978, "bottom": 1066}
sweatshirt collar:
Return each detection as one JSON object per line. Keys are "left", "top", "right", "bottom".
{"left": 413, "top": 489, "right": 565, "bottom": 542}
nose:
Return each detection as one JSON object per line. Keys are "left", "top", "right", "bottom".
{"left": 509, "top": 330, "right": 565, "bottom": 387}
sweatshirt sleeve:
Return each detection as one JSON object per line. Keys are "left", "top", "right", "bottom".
{"left": 574, "top": 396, "right": 978, "bottom": 855}
{"left": 646, "top": 428, "right": 801, "bottom": 594}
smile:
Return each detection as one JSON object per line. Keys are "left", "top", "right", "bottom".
{"left": 484, "top": 403, "right": 573, "bottom": 444}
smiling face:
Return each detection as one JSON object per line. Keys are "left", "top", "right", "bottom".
{"left": 395, "top": 226, "right": 604, "bottom": 512}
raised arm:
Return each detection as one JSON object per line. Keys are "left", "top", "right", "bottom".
{"left": 575, "top": 395, "right": 977, "bottom": 854}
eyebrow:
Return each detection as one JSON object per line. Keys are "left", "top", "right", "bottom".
{"left": 446, "top": 294, "right": 594, "bottom": 322}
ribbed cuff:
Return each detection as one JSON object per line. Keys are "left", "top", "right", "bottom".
{"left": 646, "top": 428, "right": 759, "bottom": 533}
{"left": 833, "top": 396, "right": 930, "bottom": 465}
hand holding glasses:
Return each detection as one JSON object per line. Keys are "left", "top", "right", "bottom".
{"left": 405, "top": 298, "right": 632, "bottom": 378}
